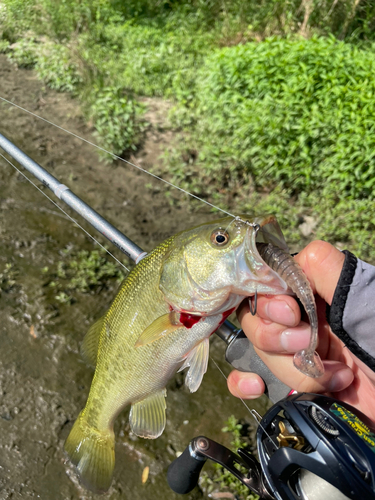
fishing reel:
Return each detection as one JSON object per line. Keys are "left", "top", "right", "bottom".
{"left": 167, "top": 392, "right": 375, "bottom": 499}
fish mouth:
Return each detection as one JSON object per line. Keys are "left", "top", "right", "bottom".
{"left": 251, "top": 214, "right": 290, "bottom": 251}
{"left": 234, "top": 215, "right": 291, "bottom": 296}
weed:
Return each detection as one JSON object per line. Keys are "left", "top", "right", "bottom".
{"left": 174, "top": 36, "right": 375, "bottom": 200}
{"left": 46, "top": 247, "right": 126, "bottom": 304}
{"left": 7, "top": 37, "right": 39, "bottom": 68}
{"left": 0, "top": 263, "right": 18, "bottom": 292}
{"left": 0, "top": 40, "right": 10, "bottom": 52}
{"left": 86, "top": 85, "right": 145, "bottom": 159}
{"left": 36, "top": 42, "right": 83, "bottom": 92}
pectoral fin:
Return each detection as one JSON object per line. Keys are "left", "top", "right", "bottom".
{"left": 129, "top": 389, "right": 167, "bottom": 439}
{"left": 135, "top": 312, "right": 182, "bottom": 347}
{"left": 81, "top": 316, "right": 105, "bottom": 368}
{"left": 178, "top": 338, "right": 209, "bottom": 393}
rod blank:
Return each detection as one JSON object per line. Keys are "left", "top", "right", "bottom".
{"left": 0, "top": 132, "right": 146, "bottom": 263}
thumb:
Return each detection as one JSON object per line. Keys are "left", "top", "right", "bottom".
{"left": 294, "top": 241, "right": 345, "bottom": 305}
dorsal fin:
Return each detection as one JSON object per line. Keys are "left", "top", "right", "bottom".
{"left": 81, "top": 316, "right": 105, "bottom": 368}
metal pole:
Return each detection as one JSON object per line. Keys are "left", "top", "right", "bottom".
{"left": 0, "top": 132, "right": 147, "bottom": 263}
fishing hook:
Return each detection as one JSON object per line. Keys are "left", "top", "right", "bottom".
{"left": 249, "top": 290, "right": 257, "bottom": 316}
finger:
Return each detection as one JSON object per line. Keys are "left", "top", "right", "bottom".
{"left": 238, "top": 300, "right": 310, "bottom": 353}
{"left": 227, "top": 370, "right": 265, "bottom": 400}
{"left": 227, "top": 356, "right": 353, "bottom": 399}
{"left": 238, "top": 294, "right": 301, "bottom": 326}
{"left": 294, "top": 240, "right": 345, "bottom": 305}
{"left": 255, "top": 349, "right": 354, "bottom": 394}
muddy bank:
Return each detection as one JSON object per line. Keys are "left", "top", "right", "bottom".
{"left": 0, "top": 55, "right": 269, "bottom": 499}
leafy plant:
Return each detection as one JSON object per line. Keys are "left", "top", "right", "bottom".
{"left": 46, "top": 247, "right": 126, "bottom": 304}
{"left": 174, "top": 36, "right": 375, "bottom": 200}
{"left": 0, "top": 263, "right": 18, "bottom": 292}
{"left": 0, "top": 40, "right": 10, "bottom": 52}
{"left": 221, "top": 414, "right": 246, "bottom": 450}
{"left": 6, "top": 37, "right": 39, "bottom": 67}
{"left": 86, "top": 85, "right": 145, "bottom": 158}
{"left": 35, "top": 42, "right": 83, "bottom": 92}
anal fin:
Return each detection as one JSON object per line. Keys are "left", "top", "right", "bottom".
{"left": 178, "top": 338, "right": 209, "bottom": 393}
{"left": 81, "top": 316, "right": 105, "bottom": 368}
{"left": 129, "top": 389, "right": 167, "bottom": 439}
{"left": 135, "top": 312, "right": 182, "bottom": 347}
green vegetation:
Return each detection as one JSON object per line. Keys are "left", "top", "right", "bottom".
{"left": 200, "top": 415, "right": 258, "bottom": 500}
{"left": 0, "top": 263, "right": 18, "bottom": 293}
{"left": 87, "top": 85, "right": 144, "bottom": 158}
{"left": 44, "top": 247, "right": 126, "bottom": 304}
{"left": 1, "top": 0, "right": 375, "bottom": 258}
{"left": 165, "top": 35, "right": 375, "bottom": 256}
{"left": 177, "top": 36, "right": 375, "bottom": 199}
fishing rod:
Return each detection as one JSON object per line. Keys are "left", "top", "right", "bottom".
{"left": 0, "top": 132, "right": 146, "bottom": 264}
{"left": 1, "top": 132, "right": 375, "bottom": 500}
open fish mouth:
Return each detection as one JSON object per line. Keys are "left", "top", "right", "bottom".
{"left": 251, "top": 214, "right": 290, "bottom": 252}
{"left": 234, "top": 215, "right": 291, "bottom": 296}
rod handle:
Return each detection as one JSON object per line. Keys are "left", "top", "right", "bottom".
{"left": 217, "top": 321, "right": 292, "bottom": 403}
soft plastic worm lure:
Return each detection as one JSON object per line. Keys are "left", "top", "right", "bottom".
{"left": 256, "top": 243, "right": 324, "bottom": 378}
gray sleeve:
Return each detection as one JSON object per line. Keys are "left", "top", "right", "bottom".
{"left": 327, "top": 250, "right": 375, "bottom": 371}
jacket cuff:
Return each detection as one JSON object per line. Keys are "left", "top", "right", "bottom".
{"left": 327, "top": 250, "right": 375, "bottom": 371}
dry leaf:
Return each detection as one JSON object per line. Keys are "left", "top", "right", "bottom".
{"left": 142, "top": 466, "right": 149, "bottom": 484}
{"left": 30, "top": 325, "right": 37, "bottom": 338}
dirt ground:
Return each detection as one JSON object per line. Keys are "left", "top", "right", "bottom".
{"left": 0, "top": 55, "right": 270, "bottom": 499}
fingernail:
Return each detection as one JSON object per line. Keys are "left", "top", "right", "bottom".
{"left": 328, "top": 368, "right": 354, "bottom": 392}
{"left": 280, "top": 325, "right": 311, "bottom": 352}
{"left": 238, "top": 377, "right": 263, "bottom": 396}
{"left": 265, "top": 300, "right": 296, "bottom": 325}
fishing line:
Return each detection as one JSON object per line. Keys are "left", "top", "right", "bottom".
{"left": 210, "top": 357, "right": 279, "bottom": 449}
{"left": 0, "top": 152, "right": 130, "bottom": 272}
{"left": 0, "top": 95, "right": 235, "bottom": 218}
{"left": 224, "top": 215, "right": 240, "bottom": 233}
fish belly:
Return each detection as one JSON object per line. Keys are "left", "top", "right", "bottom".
{"left": 82, "top": 313, "right": 222, "bottom": 430}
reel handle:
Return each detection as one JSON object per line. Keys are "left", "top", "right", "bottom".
{"left": 167, "top": 436, "right": 273, "bottom": 498}
{"left": 167, "top": 442, "right": 207, "bottom": 494}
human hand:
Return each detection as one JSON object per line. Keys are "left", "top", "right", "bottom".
{"left": 227, "top": 240, "right": 375, "bottom": 423}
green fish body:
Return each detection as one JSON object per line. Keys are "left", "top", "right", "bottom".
{"left": 65, "top": 215, "right": 291, "bottom": 492}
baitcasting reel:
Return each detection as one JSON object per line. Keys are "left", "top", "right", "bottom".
{"left": 167, "top": 393, "right": 375, "bottom": 500}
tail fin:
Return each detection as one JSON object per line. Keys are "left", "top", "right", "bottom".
{"left": 64, "top": 412, "right": 115, "bottom": 493}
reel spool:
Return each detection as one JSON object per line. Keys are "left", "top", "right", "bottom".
{"left": 167, "top": 394, "right": 375, "bottom": 500}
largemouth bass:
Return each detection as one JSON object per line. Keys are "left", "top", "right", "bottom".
{"left": 64, "top": 214, "right": 323, "bottom": 493}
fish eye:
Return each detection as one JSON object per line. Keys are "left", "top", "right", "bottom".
{"left": 210, "top": 229, "right": 230, "bottom": 246}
